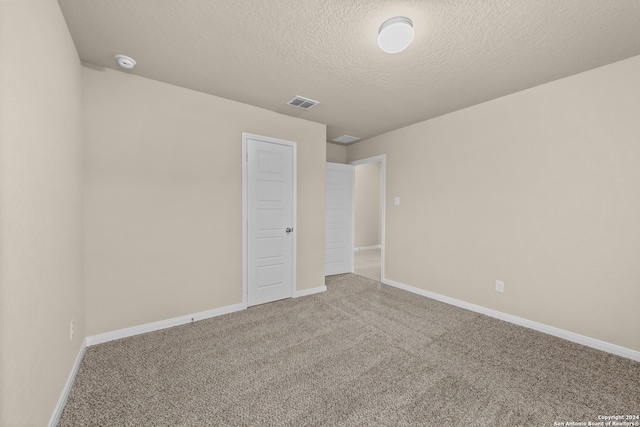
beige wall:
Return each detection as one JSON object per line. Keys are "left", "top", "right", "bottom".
{"left": 348, "top": 55, "right": 640, "bottom": 352}
{"left": 83, "top": 66, "right": 326, "bottom": 336}
{"left": 355, "top": 162, "right": 382, "bottom": 249}
{"left": 0, "top": 2, "right": 85, "bottom": 425}
{"left": 326, "top": 142, "right": 347, "bottom": 163}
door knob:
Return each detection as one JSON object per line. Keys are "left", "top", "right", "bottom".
{"left": 286, "top": 227, "right": 293, "bottom": 234}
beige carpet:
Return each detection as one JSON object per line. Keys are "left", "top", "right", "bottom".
{"left": 59, "top": 274, "right": 639, "bottom": 426}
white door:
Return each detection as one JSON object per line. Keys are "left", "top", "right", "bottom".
{"left": 325, "top": 163, "right": 354, "bottom": 275}
{"left": 244, "top": 134, "right": 295, "bottom": 306}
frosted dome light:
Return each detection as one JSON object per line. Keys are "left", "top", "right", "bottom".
{"left": 377, "top": 17, "right": 414, "bottom": 54}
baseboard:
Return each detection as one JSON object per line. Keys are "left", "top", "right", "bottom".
{"left": 86, "top": 303, "right": 246, "bottom": 346}
{"left": 294, "top": 285, "right": 327, "bottom": 298}
{"left": 48, "top": 338, "right": 87, "bottom": 427}
{"left": 382, "top": 278, "right": 640, "bottom": 362}
{"left": 354, "top": 245, "right": 381, "bottom": 252}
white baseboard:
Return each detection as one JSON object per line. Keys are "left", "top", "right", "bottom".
{"left": 48, "top": 338, "right": 87, "bottom": 427}
{"left": 86, "top": 303, "right": 246, "bottom": 346}
{"left": 294, "top": 285, "right": 327, "bottom": 298}
{"left": 354, "top": 245, "right": 381, "bottom": 252}
{"left": 382, "top": 278, "right": 640, "bottom": 362}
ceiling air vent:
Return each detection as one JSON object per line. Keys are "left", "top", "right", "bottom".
{"left": 287, "top": 95, "right": 319, "bottom": 110}
{"left": 332, "top": 135, "right": 361, "bottom": 144}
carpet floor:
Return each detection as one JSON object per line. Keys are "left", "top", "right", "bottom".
{"left": 59, "top": 274, "right": 640, "bottom": 426}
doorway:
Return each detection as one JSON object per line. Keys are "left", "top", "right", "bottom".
{"left": 350, "top": 155, "right": 386, "bottom": 282}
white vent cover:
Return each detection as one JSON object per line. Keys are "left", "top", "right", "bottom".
{"left": 287, "top": 95, "right": 319, "bottom": 110}
{"left": 332, "top": 135, "right": 361, "bottom": 144}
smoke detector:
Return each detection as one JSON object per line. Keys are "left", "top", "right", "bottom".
{"left": 115, "top": 54, "right": 136, "bottom": 70}
{"left": 287, "top": 95, "right": 319, "bottom": 110}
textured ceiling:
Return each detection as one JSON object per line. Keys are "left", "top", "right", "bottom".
{"left": 58, "top": 0, "right": 640, "bottom": 143}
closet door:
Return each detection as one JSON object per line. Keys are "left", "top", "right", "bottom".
{"left": 325, "top": 163, "right": 354, "bottom": 276}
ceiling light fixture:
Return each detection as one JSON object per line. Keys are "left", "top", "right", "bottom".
{"left": 115, "top": 54, "right": 136, "bottom": 70}
{"left": 377, "top": 17, "right": 414, "bottom": 54}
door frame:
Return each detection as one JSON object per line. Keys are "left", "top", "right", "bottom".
{"left": 349, "top": 154, "right": 386, "bottom": 282}
{"left": 242, "top": 132, "right": 297, "bottom": 308}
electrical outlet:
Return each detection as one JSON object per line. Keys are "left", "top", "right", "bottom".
{"left": 70, "top": 319, "right": 74, "bottom": 341}
{"left": 495, "top": 280, "right": 505, "bottom": 293}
